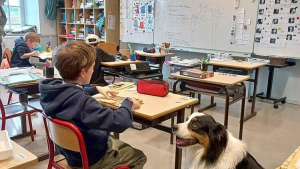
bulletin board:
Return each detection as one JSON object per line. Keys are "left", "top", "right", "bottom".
{"left": 120, "top": 0, "right": 155, "bottom": 44}
{"left": 253, "top": 0, "right": 300, "bottom": 58}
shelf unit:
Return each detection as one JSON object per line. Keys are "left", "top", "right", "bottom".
{"left": 57, "top": 0, "right": 119, "bottom": 46}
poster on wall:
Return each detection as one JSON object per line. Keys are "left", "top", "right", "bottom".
{"left": 255, "top": 0, "right": 300, "bottom": 47}
{"left": 131, "top": 0, "right": 155, "bottom": 33}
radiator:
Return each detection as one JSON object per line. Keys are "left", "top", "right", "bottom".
{"left": 2, "top": 36, "right": 17, "bottom": 50}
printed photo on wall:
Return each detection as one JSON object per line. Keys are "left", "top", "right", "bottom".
{"left": 273, "top": 8, "right": 280, "bottom": 14}
{"left": 286, "top": 34, "right": 293, "bottom": 40}
{"left": 289, "top": 18, "right": 295, "bottom": 23}
{"left": 256, "top": 28, "right": 262, "bottom": 33}
{"left": 275, "top": 0, "right": 281, "bottom": 4}
{"left": 292, "top": 0, "right": 298, "bottom": 3}
{"left": 271, "top": 28, "right": 278, "bottom": 34}
{"left": 273, "top": 18, "right": 279, "bottom": 24}
{"left": 270, "top": 38, "right": 276, "bottom": 44}
{"left": 288, "top": 26, "right": 295, "bottom": 32}
{"left": 260, "top": 0, "right": 266, "bottom": 4}
{"left": 255, "top": 37, "right": 262, "bottom": 43}
{"left": 259, "top": 9, "right": 265, "bottom": 15}
{"left": 258, "top": 19, "right": 264, "bottom": 24}
{"left": 290, "top": 8, "right": 297, "bottom": 14}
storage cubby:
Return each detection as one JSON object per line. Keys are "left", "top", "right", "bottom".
{"left": 57, "top": 0, "right": 119, "bottom": 45}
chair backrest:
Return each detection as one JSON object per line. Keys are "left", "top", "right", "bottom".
{"left": 43, "top": 115, "right": 89, "bottom": 168}
{"left": 4, "top": 48, "right": 12, "bottom": 67}
{"left": 119, "top": 49, "right": 131, "bottom": 60}
{"left": 97, "top": 42, "right": 119, "bottom": 54}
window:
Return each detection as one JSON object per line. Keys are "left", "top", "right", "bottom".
{"left": 2, "top": 0, "right": 24, "bottom": 30}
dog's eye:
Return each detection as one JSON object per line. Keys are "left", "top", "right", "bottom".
{"left": 191, "top": 121, "right": 200, "bottom": 130}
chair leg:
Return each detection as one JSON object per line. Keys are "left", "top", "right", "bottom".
{"left": 112, "top": 76, "right": 116, "bottom": 83}
{"left": 1, "top": 118, "right": 6, "bottom": 130}
{"left": 27, "top": 114, "right": 35, "bottom": 141}
{"left": 7, "top": 92, "right": 12, "bottom": 105}
{"left": 170, "top": 116, "right": 175, "bottom": 144}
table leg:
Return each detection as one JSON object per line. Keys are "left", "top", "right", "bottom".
{"left": 223, "top": 87, "right": 230, "bottom": 128}
{"left": 175, "top": 108, "right": 185, "bottom": 169}
{"left": 239, "top": 83, "right": 246, "bottom": 140}
{"left": 244, "top": 68, "right": 259, "bottom": 122}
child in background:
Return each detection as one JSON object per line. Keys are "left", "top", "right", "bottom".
{"left": 85, "top": 34, "right": 116, "bottom": 86}
{"left": 39, "top": 41, "right": 146, "bottom": 169}
{"left": 11, "top": 32, "right": 40, "bottom": 67}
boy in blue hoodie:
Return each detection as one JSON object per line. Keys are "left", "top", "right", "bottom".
{"left": 39, "top": 41, "right": 146, "bottom": 169}
{"left": 11, "top": 32, "right": 40, "bottom": 67}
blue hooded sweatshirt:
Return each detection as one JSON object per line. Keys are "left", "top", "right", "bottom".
{"left": 11, "top": 37, "right": 32, "bottom": 68}
{"left": 39, "top": 78, "right": 133, "bottom": 167}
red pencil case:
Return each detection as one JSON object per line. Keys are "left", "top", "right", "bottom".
{"left": 137, "top": 80, "right": 169, "bottom": 97}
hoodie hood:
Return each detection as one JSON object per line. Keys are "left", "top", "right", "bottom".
{"left": 39, "top": 78, "right": 82, "bottom": 116}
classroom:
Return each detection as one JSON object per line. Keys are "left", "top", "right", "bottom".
{"left": 0, "top": 0, "right": 300, "bottom": 169}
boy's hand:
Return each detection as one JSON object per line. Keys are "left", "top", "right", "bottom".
{"left": 31, "top": 51, "right": 40, "bottom": 56}
{"left": 96, "top": 86, "right": 118, "bottom": 99}
{"left": 131, "top": 98, "right": 141, "bottom": 109}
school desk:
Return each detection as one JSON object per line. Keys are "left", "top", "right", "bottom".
{"left": 171, "top": 72, "right": 250, "bottom": 140}
{"left": 94, "top": 90, "right": 198, "bottom": 169}
{"left": 253, "top": 63, "right": 295, "bottom": 109}
{"left": 0, "top": 140, "right": 38, "bottom": 169}
{"left": 135, "top": 50, "right": 175, "bottom": 70}
{"left": 205, "top": 60, "right": 266, "bottom": 122}
{"left": 0, "top": 68, "right": 60, "bottom": 162}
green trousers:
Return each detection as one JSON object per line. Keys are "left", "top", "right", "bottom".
{"left": 74, "top": 137, "right": 147, "bottom": 169}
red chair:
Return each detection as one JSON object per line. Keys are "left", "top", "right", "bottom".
{"left": 3, "top": 48, "right": 13, "bottom": 105}
{"left": 0, "top": 98, "right": 42, "bottom": 141}
{"left": 43, "top": 115, "right": 129, "bottom": 169}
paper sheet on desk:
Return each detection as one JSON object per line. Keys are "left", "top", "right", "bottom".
{"left": 38, "top": 52, "right": 52, "bottom": 60}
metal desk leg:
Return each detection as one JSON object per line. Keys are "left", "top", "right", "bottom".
{"left": 239, "top": 83, "right": 246, "bottom": 140}
{"left": 175, "top": 108, "right": 185, "bottom": 169}
{"left": 223, "top": 87, "right": 230, "bottom": 128}
{"left": 11, "top": 93, "right": 37, "bottom": 140}
{"left": 244, "top": 68, "right": 259, "bottom": 122}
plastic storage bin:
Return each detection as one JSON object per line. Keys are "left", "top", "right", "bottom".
{"left": 0, "top": 130, "right": 12, "bottom": 160}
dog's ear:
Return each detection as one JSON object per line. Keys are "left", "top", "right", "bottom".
{"left": 206, "top": 124, "right": 228, "bottom": 163}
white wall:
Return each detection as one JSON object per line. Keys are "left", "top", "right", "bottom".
{"left": 23, "top": 0, "right": 57, "bottom": 47}
{"left": 122, "top": 42, "right": 300, "bottom": 105}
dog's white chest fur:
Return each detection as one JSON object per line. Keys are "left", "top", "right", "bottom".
{"left": 184, "top": 133, "right": 247, "bottom": 169}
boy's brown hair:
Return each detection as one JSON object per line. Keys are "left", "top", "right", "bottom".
{"left": 53, "top": 41, "right": 96, "bottom": 81}
{"left": 24, "top": 32, "right": 40, "bottom": 43}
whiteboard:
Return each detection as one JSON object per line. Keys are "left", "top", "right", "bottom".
{"left": 253, "top": 0, "right": 300, "bottom": 59}
{"left": 120, "top": 0, "right": 154, "bottom": 44}
{"left": 154, "top": 0, "right": 259, "bottom": 54}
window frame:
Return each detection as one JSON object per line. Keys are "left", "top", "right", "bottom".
{"left": 3, "top": 0, "right": 25, "bottom": 31}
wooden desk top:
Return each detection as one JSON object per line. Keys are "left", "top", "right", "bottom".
{"left": 101, "top": 60, "right": 141, "bottom": 67}
{"left": 0, "top": 141, "right": 38, "bottom": 169}
{"left": 208, "top": 60, "right": 266, "bottom": 70}
{"left": 94, "top": 90, "right": 198, "bottom": 120}
{"left": 170, "top": 72, "right": 250, "bottom": 86}
{"left": 135, "top": 50, "right": 175, "bottom": 58}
